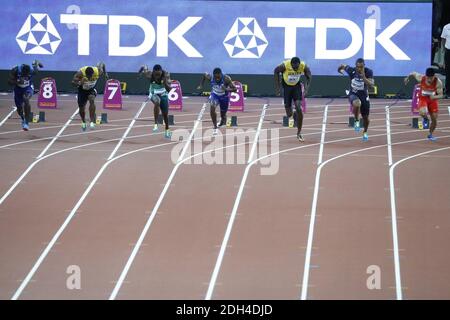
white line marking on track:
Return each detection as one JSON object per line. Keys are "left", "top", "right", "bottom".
{"left": 205, "top": 104, "right": 268, "bottom": 300}
{"left": 7, "top": 112, "right": 447, "bottom": 299}
{"left": 317, "top": 105, "right": 328, "bottom": 165}
{"left": 388, "top": 145, "right": 450, "bottom": 300}
{"left": 386, "top": 106, "right": 393, "bottom": 166}
{"left": 36, "top": 109, "right": 79, "bottom": 159}
{"left": 11, "top": 99, "right": 150, "bottom": 300}
{"left": 109, "top": 103, "right": 208, "bottom": 300}
{"left": 107, "top": 100, "right": 148, "bottom": 161}
{"left": 300, "top": 135, "right": 450, "bottom": 300}
{"left": 200, "top": 120, "right": 450, "bottom": 300}
{"left": 0, "top": 107, "right": 17, "bottom": 127}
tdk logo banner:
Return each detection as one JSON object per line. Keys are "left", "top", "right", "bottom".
{"left": 2, "top": 1, "right": 431, "bottom": 76}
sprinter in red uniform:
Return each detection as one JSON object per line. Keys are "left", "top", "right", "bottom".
{"left": 404, "top": 68, "right": 444, "bottom": 141}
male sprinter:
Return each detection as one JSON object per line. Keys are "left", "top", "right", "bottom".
{"left": 72, "top": 62, "right": 108, "bottom": 131}
{"left": 8, "top": 60, "right": 43, "bottom": 131}
{"left": 274, "top": 57, "right": 312, "bottom": 142}
{"left": 197, "top": 68, "right": 237, "bottom": 135}
{"left": 338, "top": 58, "right": 374, "bottom": 141}
{"left": 139, "top": 64, "right": 172, "bottom": 139}
{"left": 404, "top": 68, "right": 444, "bottom": 141}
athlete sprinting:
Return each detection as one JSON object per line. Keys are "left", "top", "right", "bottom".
{"left": 139, "top": 64, "right": 172, "bottom": 139}
{"left": 338, "top": 58, "right": 374, "bottom": 141}
{"left": 197, "top": 68, "right": 237, "bottom": 135}
{"left": 8, "top": 60, "right": 43, "bottom": 131}
{"left": 274, "top": 57, "right": 312, "bottom": 142}
{"left": 72, "top": 62, "right": 108, "bottom": 131}
{"left": 404, "top": 68, "right": 444, "bottom": 141}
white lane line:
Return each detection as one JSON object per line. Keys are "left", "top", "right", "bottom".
{"left": 386, "top": 106, "right": 393, "bottom": 166}
{"left": 300, "top": 135, "right": 450, "bottom": 300}
{"left": 36, "top": 109, "right": 79, "bottom": 159}
{"left": 205, "top": 104, "right": 268, "bottom": 300}
{"left": 317, "top": 105, "right": 329, "bottom": 165}
{"left": 205, "top": 125, "right": 450, "bottom": 299}
{"left": 107, "top": 100, "right": 148, "bottom": 161}
{"left": 11, "top": 99, "right": 150, "bottom": 300}
{"left": 0, "top": 106, "right": 412, "bottom": 137}
{"left": 0, "top": 107, "right": 17, "bottom": 127}
{"left": 108, "top": 103, "right": 208, "bottom": 300}
{"left": 0, "top": 113, "right": 430, "bottom": 151}
{"left": 0, "top": 113, "right": 280, "bottom": 207}
{"left": 248, "top": 104, "right": 268, "bottom": 163}
{"left": 199, "top": 121, "right": 450, "bottom": 300}
{"left": 6, "top": 110, "right": 444, "bottom": 298}
{"left": 2, "top": 112, "right": 449, "bottom": 209}
{"left": 388, "top": 145, "right": 450, "bottom": 300}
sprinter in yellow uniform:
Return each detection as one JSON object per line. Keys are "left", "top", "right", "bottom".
{"left": 72, "top": 62, "right": 108, "bottom": 131}
{"left": 274, "top": 57, "right": 312, "bottom": 142}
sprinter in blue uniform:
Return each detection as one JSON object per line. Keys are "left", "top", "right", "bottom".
{"left": 197, "top": 68, "right": 237, "bottom": 135}
{"left": 8, "top": 60, "right": 43, "bottom": 131}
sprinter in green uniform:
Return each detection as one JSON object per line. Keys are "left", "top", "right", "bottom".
{"left": 139, "top": 64, "right": 172, "bottom": 138}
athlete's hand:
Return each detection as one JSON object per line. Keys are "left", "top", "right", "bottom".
{"left": 403, "top": 76, "right": 409, "bottom": 85}
{"left": 303, "top": 87, "right": 309, "bottom": 97}
{"left": 430, "top": 93, "right": 439, "bottom": 100}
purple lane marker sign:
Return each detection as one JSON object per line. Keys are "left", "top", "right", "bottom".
{"left": 229, "top": 81, "right": 244, "bottom": 112}
{"left": 37, "top": 77, "right": 57, "bottom": 109}
{"left": 168, "top": 80, "right": 183, "bottom": 111}
{"left": 411, "top": 84, "right": 420, "bottom": 115}
{"left": 103, "top": 79, "right": 122, "bottom": 110}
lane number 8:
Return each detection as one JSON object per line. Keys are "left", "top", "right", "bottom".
{"left": 43, "top": 83, "right": 53, "bottom": 99}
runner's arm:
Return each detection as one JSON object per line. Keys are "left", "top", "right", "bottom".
{"left": 273, "top": 63, "right": 285, "bottom": 96}
{"left": 97, "top": 62, "right": 108, "bottom": 79}
{"left": 197, "top": 72, "right": 210, "bottom": 90}
{"left": 431, "top": 79, "right": 444, "bottom": 100}
{"left": 163, "top": 71, "right": 172, "bottom": 92}
{"left": 303, "top": 64, "right": 312, "bottom": 95}
{"left": 337, "top": 64, "right": 347, "bottom": 74}
{"left": 404, "top": 72, "right": 422, "bottom": 85}
{"left": 72, "top": 71, "right": 83, "bottom": 87}
{"left": 32, "top": 60, "right": 43, "bottom": 74}
{"left": 224, "top": 76, "right": 237, "bottom": 93}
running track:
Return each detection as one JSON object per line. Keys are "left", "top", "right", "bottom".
{"left": 0, "top": 93, "right": 449, "bottom": 299}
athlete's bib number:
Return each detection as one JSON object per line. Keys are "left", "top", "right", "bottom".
{"left": 42, "top": 83, "right": 53, "bottom": 99}
{"left": 82, "top": 80, "right": 97, "bottom": 90}
{"left": 287, "top": 75, "right": 300, "bottom": 83}
{"left": 351, "top": 78, "right": 364, "bottom": 91}
{"left": 18, "top": 80, "right": 30, "bottom": 88}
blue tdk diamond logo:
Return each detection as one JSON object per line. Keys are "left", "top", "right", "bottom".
{"left": 223, "top": 18, "right": 268, "bottom": 58}
{"left": 16, "top": 13, "right": 62, "bottom": 55}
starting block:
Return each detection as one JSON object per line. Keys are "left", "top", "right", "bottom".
{"left": 157, "top": 114, "right": 174, "bottom": 125}
{"left": 95, "top": 113, "right": 108, "bottom": 124}
{"left": 348, "top": 116, "right": 364, "bottom": 128}
{"left": 226, "top": 115, "right": 238, "bottom": 127}
{"left": 29, "top": 111, "right": 46, "bottom": 123}
{"left": 412, "top": 117, "right": 429, "bottom": 130}
{"left": 120, "top": 82, "right": 127, "bottom": 94}
{"left": 282, "top": 115, "right": 298, "bottom": 127}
